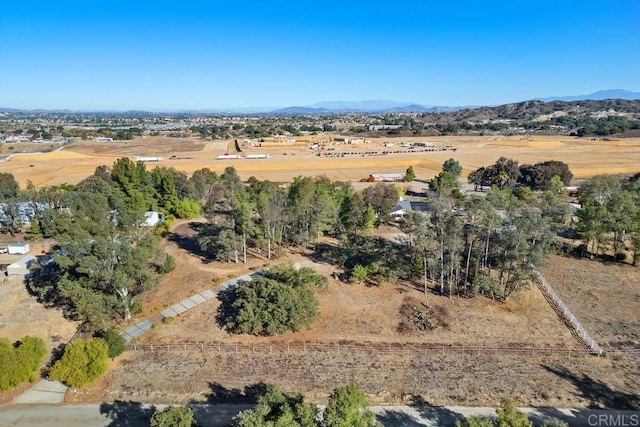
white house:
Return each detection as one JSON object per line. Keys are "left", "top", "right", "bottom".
{"left": 390, "top": 200, "right": 413, "bottom": 221}
{"left": 6, "top": 255, "right": 36, "bottom": 276}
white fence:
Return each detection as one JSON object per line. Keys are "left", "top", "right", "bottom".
{"left": 534, "top": 270, "right": 605, "bottom": 356}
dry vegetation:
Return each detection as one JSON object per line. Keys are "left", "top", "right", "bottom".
{"left": 61, "top": 221, "right": 639, "bottom": 408}
{"left": 3, "top": 135, "right": 640, "bottom": 188}
{"left": 2, "top": 136, "right": 640, "bottom": 408}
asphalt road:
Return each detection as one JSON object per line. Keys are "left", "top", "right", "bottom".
{"left": 0, "top": 403, "right": 638, "bottom": 426}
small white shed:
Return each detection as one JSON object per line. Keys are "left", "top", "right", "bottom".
{"left": 142, "top": 211, "right": 161, "bottom": 227}
{"left": 7, "top": 242, "right": 30, "bottom": 255}
{"left": 6, "top": 255, "right": 36, "bottom": 276}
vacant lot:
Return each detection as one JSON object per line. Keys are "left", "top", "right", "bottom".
{"left": 541, "top": 256, "right": 640, "bottom": 349}
{"left": 63, "top": 223, "right": 639, "bottom": 408}
{"left": 3, "top": 135, "right": 640, "bottom": 187}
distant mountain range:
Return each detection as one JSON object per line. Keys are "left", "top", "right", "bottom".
{"left": 2, "top": 89, "right": 639, "bottom": 115}
{"left": 535, "top": 89, "right": 640, "bottom": 103}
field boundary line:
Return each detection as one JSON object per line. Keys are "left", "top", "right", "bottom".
{"left": 534, "top": 269, "right": 605, "bottom": 356}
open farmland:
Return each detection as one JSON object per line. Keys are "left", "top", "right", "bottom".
{"left": 3, "top": 135, "right": 640, "bottom": 188}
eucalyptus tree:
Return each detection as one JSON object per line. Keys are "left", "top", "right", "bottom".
{"left": 577, "top": 175, "right": 621, "bottom": 256}
{"left": 254, "top": 180, "right": 288, "bottom": 259}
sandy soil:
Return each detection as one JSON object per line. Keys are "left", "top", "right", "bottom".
{"left": 3, "top": 135, "right": 640, "bottom": 188}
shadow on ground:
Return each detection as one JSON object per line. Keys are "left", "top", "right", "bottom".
{"left": 167, "top": 221, "right": 209, "bottom": 259}
{"left": 376, "top": 395, "right": 463, "bottom": 426}
{"left": 543, "top": 364, "right": 640, "bottom": 410}
{"left": 99, "top": 401, "right": 155, "bottom": 427}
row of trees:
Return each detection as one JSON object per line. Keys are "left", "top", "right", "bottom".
{"left": 199, "top": 168, "right": 399, "bottom": 262}
{"left": 468, "top": 158, "right": 573, "bottom": 192}
{"left": 14, "top": 160, "right": 219, "bottom": 331}
{"left": 576, "top": 174, "right": 640, "bottom": 263}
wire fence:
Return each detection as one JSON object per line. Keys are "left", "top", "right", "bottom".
{"left": 126, "top": 341, "right": 636, "bottom": 358}
{"left": 533, "top": 270, "right": 605, "bottom": 356}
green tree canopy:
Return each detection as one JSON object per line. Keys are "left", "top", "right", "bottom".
{"left": 150, "top": 406, "right": 196, "bottom": 427}
{"left": 49, "top": 338, "right": 109, "bottom": 388}
{"left": 223, "top": 264, "right": 323, "bottom": 335}
{"left": 232, "top": 384, "right": 318, "bottom": 427}
{"left": 324, "top": 383, "right": 379, "bottom": 427}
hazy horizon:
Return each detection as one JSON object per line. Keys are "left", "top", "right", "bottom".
{"left": 1, "top": 0, "right": 638, "bottom": 110}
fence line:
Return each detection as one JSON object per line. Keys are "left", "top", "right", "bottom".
{"left": 534, "top": 270, "right": 605, "bottom": 356}
{"left": 125, "top": 341, "right": 627, "bottom": 358}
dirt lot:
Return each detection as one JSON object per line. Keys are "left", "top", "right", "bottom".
{"left": 3, "top": 135, "right": 640, "bottom": 188}
{"left": 541, "top": 256, "right": 640, "bottom": 349}
{"left": 62, "top": 223, "right": 640, "bottom": 408}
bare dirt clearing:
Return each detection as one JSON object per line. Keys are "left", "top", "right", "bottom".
{"left": 4, "top": 135, "right": 640, "bottom": 188}
{"left": 541, "top": 256, "right": 640, "bottom": 349}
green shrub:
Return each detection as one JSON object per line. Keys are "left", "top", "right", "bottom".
{"left": 156, "top": 215, "right": 174, "bottom": 236}
{"left": 49, "top": 338, "right": 109, "bottom": 388}
{"left": 151, "top": 406, "right": 195, "bottom": 427}
{"left": 496, "top": 398, "right": 532, "bottom": 427}
{"left": 614, "top": 252, "right": 627, "bottom": 262}
{"left": 0, "top": 336, "right": 48, "bottom": 392}
{"left": 455, "top": 416, "right": 495, "bottom": 427}
{"left": 351, "top": 264, "right": 369, "bottom": 283}
{"left": 223, "top": 264, "right": 322, "bottom": 335}
{"left": 158, "top": 254, "right": 176, "bottom": 274}
{"left": 324, "top": 383, "right": 379, "bottom": 427}
{"left": 172, "top": 199, "right": 202, "bottom": 220}
{"left": 162, "top": 316, "right": 175, "bottom": 324}
{"left": 102, "top": 328, "right": 126, "bottom": 358}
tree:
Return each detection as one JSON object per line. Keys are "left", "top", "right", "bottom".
{"left": 361, "top": 183, "right": 398, "bottom": 224}
{"left": 324, "top": 383, "right": 379, "bottom": 427}
{"left": 102, "top": 327, "right": 126, "bottom": 358}
{"left": 405, "top": 165, "right": 416, "bottom": 182}
{"left": 455, "top": 417, "right": 495, "bottom": 427}
{"left": 0, "top": 336, "right": 47, "bottom": 392}
{"left": 518, "top": 161, "right": 573, "bottom": 190}
{"left": 151, "top": 406, "right": 196, "bottom": 427}
{"left": 496, "top": 398, "right": 532, "bottom": 427}
{"left": 0, "top": 199, "right": 24, "bottom": 237}
{"left": 254, "top": 180, "right": 287, "bottom": 259}
{"left": 223, "top": 265, "right": 323, "bottom": 335}
{"left": 26, "top": 187, "right": 162, "bottom": 329}
{"left": 429, "top": 171, "right": 457, "bottom": 196}
{"left": 443, "top": 158, "right": 463, "bottom": 180}
{"left": 0, "top": 172, "right": 20, "bottom": 199}
{"left": 49, "top": 338, "right": 109, "bottom": 388}
{"left": 232, "top": 384, "right": 318, "bottom": 427}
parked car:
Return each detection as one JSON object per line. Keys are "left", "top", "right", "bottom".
{"left": 0, "top": 247, "right": 7, "bottom": 254}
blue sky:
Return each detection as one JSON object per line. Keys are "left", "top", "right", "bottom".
{"left": 1, "top": 0, "right": 638, "bottom": 110}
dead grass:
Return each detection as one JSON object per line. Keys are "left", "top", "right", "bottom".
{"left": 62, "top": 223, "right": 640, "bottom": 407}
{"left": 3, "top": 135, "right": 640, "bottom": 188}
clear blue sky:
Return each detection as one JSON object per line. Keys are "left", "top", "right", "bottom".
{"left": 1, "top": 0, "right": 638, "bottom": 110}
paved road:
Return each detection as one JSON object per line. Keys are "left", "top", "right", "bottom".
{"left": 0, "top": 403, "right": 637, "bottom": 426}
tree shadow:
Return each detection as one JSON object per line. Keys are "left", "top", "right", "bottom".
{"left": 542, "top": 364, "right": 640, "bottom": 410}
{"left": 99, "top": 400, "right": 156, "bottom": 427}
{"left": 201, "top": 381, "right": 268, "bottom": 404}
{"left": 167, "top": 221, "right": 208, "bottom": 259}
{"left": 215, "top": 287, "right": 237, "bottom": 331}
{"left": 376, "top": 395, "right": 463, "bottom": 426}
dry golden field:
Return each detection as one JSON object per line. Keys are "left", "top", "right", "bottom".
{"left": 2, "top": 135, "right": 640, "bottom": 187}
